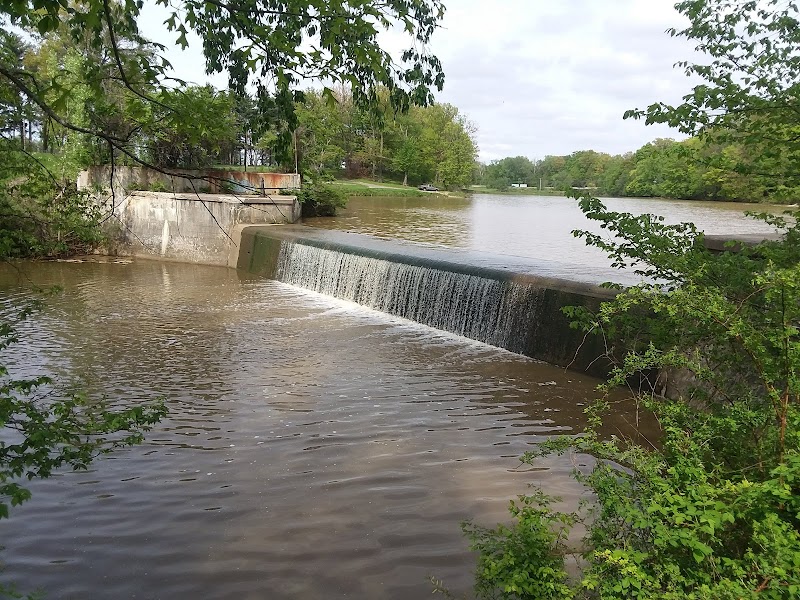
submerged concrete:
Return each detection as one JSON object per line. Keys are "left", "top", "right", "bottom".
{"left": 703, "top": 232, "right": 784, "bottom": 253}
{"left": 107, "top": 191, "right": 300, "bottom": 266}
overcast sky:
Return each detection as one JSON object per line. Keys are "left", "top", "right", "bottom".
{"left": 141, "top": 0, "right": 699, "bottom": 163}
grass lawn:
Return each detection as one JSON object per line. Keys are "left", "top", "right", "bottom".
{"left": 331, "top": 178, "right": 471, "bottom": 198}
{"left": 332, "top": 182, "right": 427, "bottom": 197}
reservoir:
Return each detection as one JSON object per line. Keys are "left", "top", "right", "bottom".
{"left": 305, "top": 193, "right": 781, "bottom": 283}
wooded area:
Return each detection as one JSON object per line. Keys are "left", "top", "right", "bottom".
{"left": 480, "top": 133, "right": 800, "bottom": 203}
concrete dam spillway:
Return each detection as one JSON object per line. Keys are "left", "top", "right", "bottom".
{"left": 237, "top": 225, "right": 617, "bottom": 375}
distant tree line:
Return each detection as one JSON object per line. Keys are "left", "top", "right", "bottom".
{"left": 479, "top": 135, "right": 800, "bottom": 203}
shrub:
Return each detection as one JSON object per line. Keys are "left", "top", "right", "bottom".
{"left": 0, "top": 147, "right": 105, "bottom": 258}
{"left": 463, "top": 194, "right": 800, "bottom": 599}
{"left": 295, "top": 180, "right": 347, "bottom": 217}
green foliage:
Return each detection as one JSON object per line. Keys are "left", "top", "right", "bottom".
{"left": 483, "top": 156, "right": 539, "bottom": 190}
{"left": 295, "top": 179, "right": 348, "bottom": 217}
{"left": 463, "top": 492, "right": 574, "bottom": 600}
{"left": 0, "top": 144, "right": 104, "bottom": 258}
{"left": 464, "top": 192, "right": 800, "bottom": 599}
{"left": 331, "top": 183, "right": 426, "bottom": 198}
{"left": 295, "top": 89, "right": 477, "bottom": 188}
{"left": 478, "top": 133, "right": 798, "bottom": 203}
{"left": 2, "top": 0, "right": 445, "bottom": 171}
{"left": 146, "top": 86, "right": 238, "bottom": 169}
{"left": 414, "top": 103, "right": 477, "bottom": 189}
{"left": 625, "top": 0, "right": 800, "bottom": 201}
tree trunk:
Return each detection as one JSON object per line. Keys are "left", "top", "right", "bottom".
{"left": 403, "top": 172, "right": 408, "bottom": 186}
{"left": 379, "top": 131, "right": 384, "bottom": 180}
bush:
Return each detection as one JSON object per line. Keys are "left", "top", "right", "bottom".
{"left": 0, "top": 147, "right": 104, "bottom": 258}
{"left": 295, "top": 180, "right": 347, "bottom": 217}
{"left": 463, "top": 194, "right": 800, "bottom": 599}
{"left": 463, "top": 492, "right": 574, "bottom": 600}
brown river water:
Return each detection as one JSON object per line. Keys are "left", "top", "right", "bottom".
{"left": 0, "top": 194, "right": 775, "bottom": 598}
{"left": 0, "top": 259, "right": 617, "bottom": 599}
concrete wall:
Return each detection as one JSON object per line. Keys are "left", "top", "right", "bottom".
{"left": 107, "top": 191, "right": 300, "bottom": 266}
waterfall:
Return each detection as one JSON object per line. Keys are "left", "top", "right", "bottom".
{"left": 274, "top": 241, "right": 542, "bottom": 353}
{"left": 238, "top": 227, "right": 612, "bottom": 373}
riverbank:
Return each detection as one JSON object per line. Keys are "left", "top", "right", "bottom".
{"left": 469, "top": 186, "right": 566, "bottom": 196}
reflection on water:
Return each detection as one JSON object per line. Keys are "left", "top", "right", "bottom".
{"left": 305, "top": 194, "right": 782, "bottom": 280}
{"left": 306, "top": 196, "right": 474, "bottom": 249}
{"left": 0, "top": 259, "right": 643, "bottom": 600}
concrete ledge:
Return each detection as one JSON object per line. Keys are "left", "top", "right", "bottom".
{"left": 79, "top": 165, "right": 300, "bottom": 195}
{"left": 703, "top": 232, "right": 783, "bottom": 253}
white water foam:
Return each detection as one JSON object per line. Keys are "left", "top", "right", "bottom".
{"left": 274, "top": 242, "right": 542, "bottom": 353}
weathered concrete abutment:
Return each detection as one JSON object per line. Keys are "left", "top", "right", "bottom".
{"left": 78, "top": 165, "right": 301, "bottom": 196}
{"left": 237, "top": 226, "right": 617, "bottom": 376}
{"left": 108, "top": 192, "right": 300, "bottom": 266}
{"left": 79, "top": 168, "right": 301, "bottom": 265}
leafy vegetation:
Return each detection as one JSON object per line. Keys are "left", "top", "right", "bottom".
{"left": 463, "top": 1, "right": 800, "bottom": 598}
{"left": 626, "top": 0, "right": 800, "bottom": 201}
{"left": 1, "top": 300, "right": 167, "bottom": 522}
{"left": 478, "top": 135, "right": 800, "bottom": 202}
{"left": 0, "top": 143, "right": 104, "bottom": 259}
{"left": 479, "top": 0, "right": 800, "bottom": 204}
{"left": 0, "top": 286, "right": 167, "bottom": 599}
{"left": 294, "top": 179, "right": 348, "bottom": 217}
{"left": 1, "top": 0, "right": 446, "bottom": 175}
{"left": 463, "top": 194, "right": 800, "bottom": 599}
{"left": 331, "top": 183, "right": 427, "bottom": 198}
{"left": 476, "top": 0, "right": 800, "bottom": 203}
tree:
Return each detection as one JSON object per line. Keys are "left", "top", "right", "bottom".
{"left": 537, "top": 155, "right": 566, "bottom": 189}
{"left": 598, "top": 152, "right": 634, "bottom": 197}
{"left": 560, "top": 150, "right": 611, "bottom": 189}
{"left": 624, "top": 138, "right": 704, "bottom": 199}
{"left": 483, "top": 156, "right": 538, "bottom": 190}
{"left": 1, "top": 0, "right": 446, "bottom": 173}
{"left": 295, "top": 89, "right": 345, "bottom": 175}
{"left": 0, "top": 31, "right": 33, "bottom": 150}
{"left": 390, "top": 110, "right": 426, "bottom": 186}
{"left": 625, "top": 0, "right": 800, "bottom": 201}
{"left": 145, "top": 85, "right": 238, "bottom": 169}
{"left": 415, "top": 103, "right": 477, "bottom": 188}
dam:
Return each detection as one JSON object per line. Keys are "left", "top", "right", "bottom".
{"left": 237, "top": 225, "right": 616, "bottom": 375}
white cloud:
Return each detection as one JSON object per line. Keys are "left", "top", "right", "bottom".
{"left": 138, "top": 0, "right": 702, "bottom": 161}
{"left": 429, "top": 0, "right": 699, "bottom": 161}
